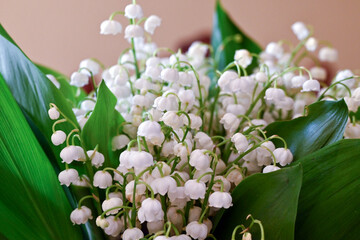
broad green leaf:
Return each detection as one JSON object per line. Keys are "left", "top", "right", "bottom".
{"left": 0, "top": 74, "right": 82, "bottom": 240}
{"left": 81, "top": 81, "right": 124, "bottom": 167}
{"left": 212, "top": 0, "right": 262, "bottom": 71}
{"left": 265, "top": 100, "right": 348, "bottom": 160}
{"left": 36, "top": 64, "right": 87, "bottom": 106}
{"left": 213, "top": 164, "right": 302, "bottom": 240}
{"left": 0, "top": 29, "right": 79, "bottom": 171}
{"left": 295, "top": 139, "right": 360, "bottom": 239}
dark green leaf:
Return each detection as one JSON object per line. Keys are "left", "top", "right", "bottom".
{"left": 295, "top": 139, "right": 360, "bottom": 239}
{"left": 214, "top": 164, "right": 302, "bottom": 240}
{"left": 212, "top": 0, "right": 262, "bottom": 71}
{"left": 0, "top": 74, "right": 82, "bottom": 240}
{"left": 265, "top": 100, "right": 348, "bottom": 160}
{"left": 0, "top": 28, "right": 79, "bottom": 171}
{"left": 81, "top": 81, "right": 124, "bottom": 167}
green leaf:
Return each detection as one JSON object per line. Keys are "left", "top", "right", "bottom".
{"left": 81, "top": 81, "right": 124, "bottom": 167}
{"left": 0, "top": 28, "right": 79, "bottom": 171}
{"left": 36, "top": 64, "right": 87, "bottom": 106}
{"left": 295, "top": 139, "right": 360, "bottom": 239}
{"left": 214, "top": 164, "right": 302, "bottom": 240}
{"left": 0, "top": 74, "right": 82, "bottom": 240}
{"left": 212, "top": 0, "right": 262, "bottom": 71}
{"left": 265, "top": 100, "right": 348, "bottom": 160}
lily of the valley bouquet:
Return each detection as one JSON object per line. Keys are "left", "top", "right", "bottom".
{"left": 0, "top": 1, "right": 359, "bottom": 240}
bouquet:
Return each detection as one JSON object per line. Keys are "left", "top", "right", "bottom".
{"left": 0, "top": 1, "right": 359, "bottom": 239}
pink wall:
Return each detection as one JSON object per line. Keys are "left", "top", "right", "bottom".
{"left": 1, "top": 0, "right": 359, "bottom": 75}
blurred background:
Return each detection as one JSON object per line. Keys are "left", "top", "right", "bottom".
{"left": 1, "top": 0, "right": 359, "bottom": 75}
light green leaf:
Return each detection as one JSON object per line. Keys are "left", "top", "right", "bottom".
{"left": 212, "top": 0, "right": 262, "bottom": 72}
{"left": 0, "top": 74, "right": 82, "bottom": 240}
{"left": 265, "top": 100, "right": 348, "bottom": 160}
{"left": 295, "top": 139, "right": 360, "bottom": 239}
{"left": 213, "top": 164, "right": 302, "bottom": 240}
{"left": 81, "top": 81, "right": 124, "bottom": 167}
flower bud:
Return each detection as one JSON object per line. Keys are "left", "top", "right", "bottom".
{"left": 96, "top": 216, "right": 109, "bottom": 229}
{"left": 234, "top": 49, "right": 252, "bottom": 68}
{"left": 305, "top": 37, "right": 318, "bottom": 52}
{"left": 51, "top": 130, "right": 66, "bottom": 146}
{"left": 291, "top": 21, "right": 309, "bottom": 40}
{"left": 48, "top": 107, "right": 60, "bottom": 120}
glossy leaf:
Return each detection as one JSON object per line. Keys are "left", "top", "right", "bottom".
{"left": 214, "top": 164, "right": 302, "bottom": 240}
{"left": 295, "top": 139, "right": 360, "bottom": 239}
{"left": 265, "top": 100, "right": 348, "bottom": 160}
{"left": 0, "top": 74, "right": 82, "bottom": 240}
{"left": 0, "top": 28, "right": 79, "bottom": 171}
{"left": 212, "top": 0, "right": 262, "bottom": 71}
{"left": 81, "top": 81, "right": 124, "bottom": 167}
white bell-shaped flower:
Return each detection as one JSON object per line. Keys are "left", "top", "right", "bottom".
{"left": 186, "top": 221, "right": 208, "bottom": 240}
{"left": 264, "top": 88, "right": 285, "bottom": 102}
{"left": 124, "top": 4, "right": 143, "bottom": 19}
{"left": 79, "top": 58, "right": 101, "bottom": 76}
{"left": 150, "top": 176, "right": 177, "bottom": 196}
{"left": 51, "top": 130, "right": 66, "bottom": 146}
{"left": 161, "top": 111, "right": 183, "bottom": 130}
{"left": 220, "top": 113, "right": 240, "bottom": 133}
{"left": 194, "top": 132, "right": 214, "bottom": 150}
{"left": 122, "top": 228, "right": 144, "bottom": 240}
{"left": 137, "top": 120, "right": 165, "bottom": 146}
{"left": 80, "top": 100, "right": 95, "bottom": 112}
{"left": 301, "top": 79, "right": 320, "bottom": 92}
{"left": 58, "top": 169, "right": 79, "bottom": 187}
{"left": 70, "top": 72, "right": 89, "bottom": 87}
{"left": 231, "top": 133, "right": 248, "bottom": 153}
{"left": 319, "top": 47, "right": 338, "bottom": 62}
{"left": 93, "top": 171, "right": 112, "bottom": 189}
{"left": 189, "top": 149, "right": 211, "bottom": 170}
{"left": 273, "top": 148, "right": 293, "bottom": 166}
{"left": 263, "top": 165, "right": 281, "bottom": 173}
{"left": 178, "top": 89, "right": 196, "bottom": 109}
{"left": 255, "top": 71, "right": 267, "bottom": 83}
{"left": 70, "top": 206, "right": 93, "bottom": 225}
{"left": 161, "top": 68, "right": 179, "bottom": 83}
{"left": 184, "top": 180, "right": 206, "bottom": 199}
{"left": 291, "top": 76, "right": 307, "bottom": 88}
{"left": 256, "top": 141, "right": 275, "bottom": 166}
{"left": 291, "top": 21, "right": 309, "bottom": 40}
{"left": 124, "top": 25, "right": 144, "bottom": 39}
{"left": 48, "top": 107, "right": 60, "bottom": 120}
{"left": 60, "top": 145, "right": 86, "bottom": 164}
{"left": 112, "top": 135, "right": 130, "bottom": 151}
{"left": 265, "top": 42, "right": 284, "bottom": 59}
{"left": 132, "top": 151, "right": 154, "bottom": 171}
{"left": 104, "top": 216, "right": 124, "bottom": 237}
{"left": 125, "top": 180, "right": 146, "bottom": 202}
{"left": 137, "top": 198, "right": 164, "bottom": 223}
{"left": 102, "top": 197, "right": 123, "bottom": 215}
{"left": 144, "top": 15, "right": 161, "bottom": 34}
{"left": 87, "top": 150, "right": 105, "bottom": 168}
{"left": 335, "top": 69, "right": 355, "bottom": 88}
{"left": 209, "top": 191, "right": 233, "bottom": 209}
{"left": 119, "top": 150, "right": 134, "bottom": 169}
{"left": 218, "top": 70, "right": 238, "bottom": 91}
{"left": 100, "top": 20, "right": 122, "bottom": 35}
{"left": 234, "top": 49, "right": 252, "bottom": 68}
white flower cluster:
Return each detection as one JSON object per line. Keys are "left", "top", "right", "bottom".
{"left": 46, "top": 3, "right": 360, "bottom": 240}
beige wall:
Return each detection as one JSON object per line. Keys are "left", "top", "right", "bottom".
{"left": 1, "top": 0, "right": 359, "bottom": 75}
